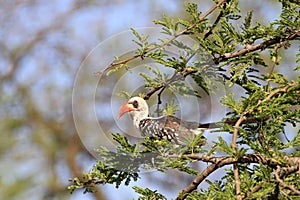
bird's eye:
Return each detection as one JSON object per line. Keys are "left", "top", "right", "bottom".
{"left": 132, "top": 100, "right": 139, "bottom": 108}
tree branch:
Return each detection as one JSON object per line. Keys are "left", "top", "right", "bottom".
{"left": 214, "top": 29, "right": 300, "bottom": 64}
{"left": 176, "top": 160, "right": 225, "bottom": 200}
{"left": 198, "top": 116, "right": 269, "bottom": 129}
{"left": 231, "top": 116, "right": 246, "bottom": 147}
{"left": 267, "top": 43, "right": 282, "bottom": 90}
{"left": 144, "top": 67, "right": 197, "bottom": 100}
{"left": 233, "top": 163, "right": 242, "bottom": 200}
{"left": 203, "top": 9, "right": 224, "bottom": 39}
{"left": 231, "top": 116, "right": 246, "bottom": 200}
{"left": 242, "top": 185, "right": 262, "bottom": 199}
{"left": 176, "top": 154, "right": 300, "bottom": 199}
{"left": 274, "top": 166, "right": 300, "bottom": 195}
{"left": 178, "top": 154, "right": 300, "bottom": 168}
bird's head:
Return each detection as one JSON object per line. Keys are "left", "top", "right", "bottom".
{"left": 117, "top": 96, "right": 149, "bottom": 128}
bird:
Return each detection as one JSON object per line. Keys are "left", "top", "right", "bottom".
{"left": 117, "top": 96, "right": 206, "bottom": 145}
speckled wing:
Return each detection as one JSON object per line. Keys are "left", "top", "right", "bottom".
{"left": 139, "top": 115, "right": 206, "bottom": 145}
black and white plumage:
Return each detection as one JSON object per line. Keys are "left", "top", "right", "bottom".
{"left": 117, "top": 97, "right": 206, "bottom": 145}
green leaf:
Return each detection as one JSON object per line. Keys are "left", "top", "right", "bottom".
{"left": 221, "top": 93, "right": 243, "bottom": 114}
{"left": 162, "top": 98, "right": 179, "bottom": 115}
{"left": 243, "top": 10, "right": 253, "bottom": 30}
{"left": 133, "top": 186, "right": 167, "bottom": 200}
{"left": 215, "top": 136, "right": 234, "bottom": 156}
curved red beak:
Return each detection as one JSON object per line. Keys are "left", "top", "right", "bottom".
{"left": 117, "top": 103, "right": 135, "bottom": 120}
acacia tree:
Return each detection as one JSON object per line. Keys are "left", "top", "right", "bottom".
{"left": 69, "top": 0, "right": 300, "bottom": 199}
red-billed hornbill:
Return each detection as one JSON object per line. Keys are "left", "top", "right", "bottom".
{"left": 117, "top": 96, "right": 206, "bottom": 145}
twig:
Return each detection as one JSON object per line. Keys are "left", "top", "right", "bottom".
{"left": 144, "top": 67, "right": 197, "bottom": 100}
{"left": 231, "top": 116, "right": 246, "bottom": 148}
{"left": 96, "top": 55, "right": 140, "bottom": 75}
{"left": 253, "top": 82, "right": 298, "bottom": 110}
{"left": 175, "top": 0, "right": 228, "bottom": 37}
{"left": 214, "top": 29, "right": 300, "bottom": 64}
{"left": 203, "top": 9, "right": 224, "bottom": 39}
{"left": 155, "top": 84, "right": 167, "bottom": 116}
{"left": 268, "top": 44, "right": 281, "bottom": 80}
